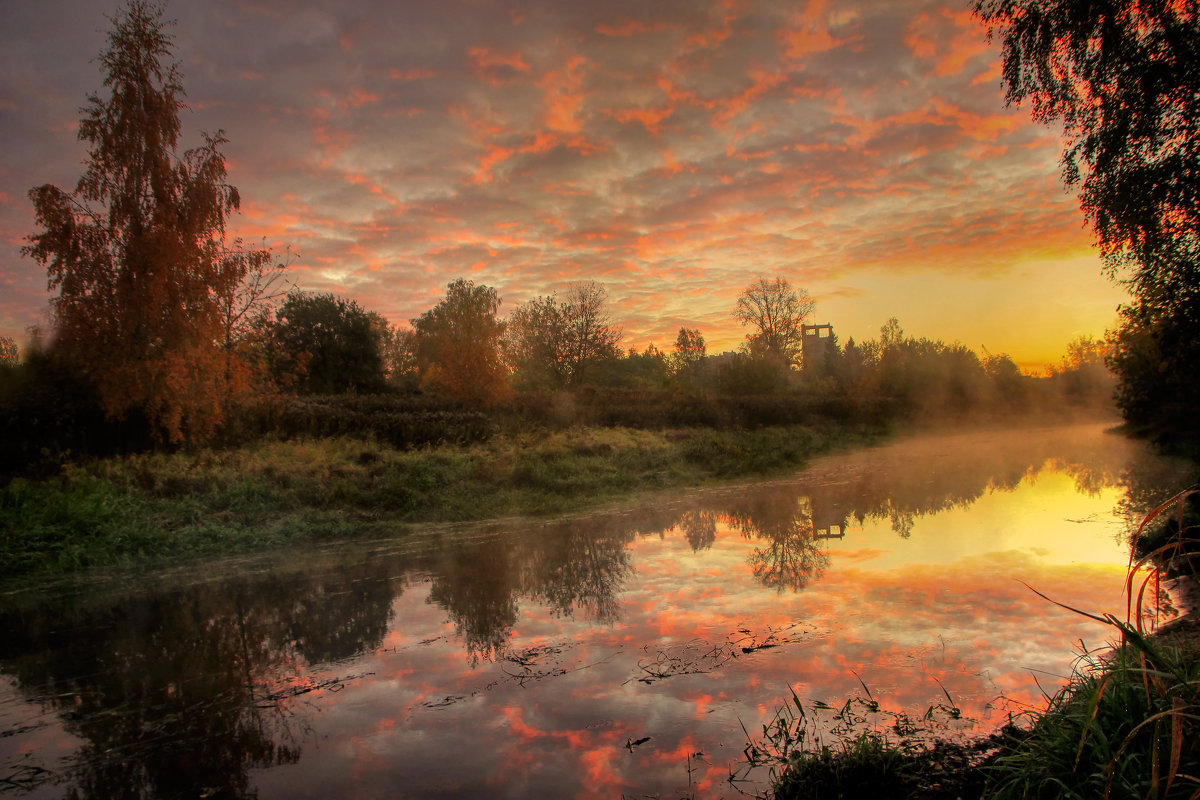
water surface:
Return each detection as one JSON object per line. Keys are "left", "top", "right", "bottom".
{"left": 0, "top": 423, "right": 1190, "bottom": 798}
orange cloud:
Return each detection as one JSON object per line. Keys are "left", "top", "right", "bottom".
{"left": 595, "top": 20, "right": 668, "bottom": 37}
{"left": 611, "top": 105, "right": 675, "bottom": 137}
{"left": 906, "top": 7, "right": 994, "bottom": 79}
{"left": 779, "top": 0, "right": 845, "bottom": 61}
{"left": 469, "top": 46, "right": 530, "bottom": 73}
{"left": 539, "top": 55, "right": 589, "bottom": 133}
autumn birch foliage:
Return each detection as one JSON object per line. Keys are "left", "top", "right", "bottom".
{"left": 411, "top": 278, "right": 509, "bottom": 405}
{"left": 23, "top": 1, "right": 267, "bottom": 443}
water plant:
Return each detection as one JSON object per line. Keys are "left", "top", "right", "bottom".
{"left": 744, "top": 679, "right": 986, "bottom": 800}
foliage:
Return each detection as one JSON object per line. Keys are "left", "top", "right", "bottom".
{"left": 548, "top": 387, "right": 854, "bottom": 431}
{"left": 504, "top": 294, "right": 569, "bottom": 389}
{"left": 0, "top": 346, "right": 152, "bottom": 480}
{"left": 504, "top": 281, "right": 621, "bottom": 389}
{"left": 559, "top": 281, "right": 622, "bottom": 383}
{"left": 243, "top": 393, "right": 494, "bottom": 448}
{"left": 1045, "top": 334, "right": 1114, "bottom": 405}
{"left": 592, "top": 345, "right": 672, "bottom": 390}
{"left": 268, "top": 291, "right": 386, "bottom": 395}
{"left": 853, "top": 321, "right": 973, "bottom": 412}
{"left": 733, "top": 277, "right": 816, "bottom": 368}
{"left": 22, "top": 1, "right": 268, "bottom": 443}
{"left": 974, "top": 0, "right": 1200, "bottom": 264}
{"left": 986, "top": 642, "right": 1200, "bottom": 799}
{"left": 717, "top": 352, "right": 790, "bottom": 395}
{"left": 411, "top": 278, "right": 508, "bottom": 405}
{"left": 975, "top": 0, "right": 1200, "bottom": 443}
{"left": 0, "top": 336, "right": 16, "bottom": 366}
{"left": 671, "top": 327, "right": 707, "bottom": 374}
{"left": 1105, "top": 236, "right": 1200, "bottom": 442}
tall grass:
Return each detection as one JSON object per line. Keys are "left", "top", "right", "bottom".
{"left": 985, "top": 488, "right": 1200, "bottom": 799}
{"left": 763, "top": 489, "right": 1200, "bottom": 799}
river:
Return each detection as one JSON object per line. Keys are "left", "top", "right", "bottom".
{"left": 0, "top": 422, "right": 1193, "bottom": 798}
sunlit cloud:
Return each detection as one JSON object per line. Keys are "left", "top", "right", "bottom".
{"left": 0, "top": 0, "right": 1128, "bottom": 364}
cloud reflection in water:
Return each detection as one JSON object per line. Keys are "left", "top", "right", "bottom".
{"left": 0, "top": 423, "right": 1188, "bottom": 798}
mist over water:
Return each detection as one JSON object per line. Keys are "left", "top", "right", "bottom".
{"left": 0, "top": 423, "right": 1191, "bottom": 799}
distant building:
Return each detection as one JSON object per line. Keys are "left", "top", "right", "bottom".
{"left": 801, "top": 323, "right": 835, "bottom": 373}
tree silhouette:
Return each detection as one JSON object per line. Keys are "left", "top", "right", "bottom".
{"left": 732, "top": 277, "right": 814, "bottom": 369}
{"left": 22, "top": 1, "right": 268, "bottom": 443}
{"left": 728, "top": 494, "right": 829, "bottom": 591}
{"left": 504, "top": 282, "right": 621, "bottom": 389}
{"left": 269, "top": 291, "right": 386, "bottom": 394}
{"left": 524, "top": 521, "right": 633, "bottom": 625}
{"left": 504, "top": 294, "right": 570, "bottom": 388}
{"left": 975, "top": 0, "right": 1200, "bottom": 440}
{"left": 679, "top": 511, "right": 718, "bottom": 552}
{"left": 560, "top": 282, "right": 622, "bottom": 386}
{"left": 427, "top": 535, "right": 521, "bottom": 665}
{"left": 671, "top": 327, "right": 707, "bottom": 384}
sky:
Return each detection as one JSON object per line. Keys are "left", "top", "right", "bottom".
{"left": 0, "top": 0, "right": 1130, "bottom": 370}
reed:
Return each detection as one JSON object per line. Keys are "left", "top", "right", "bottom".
{"left": 763, "top": 490, "right": 1200, "bottom": 799}
{"left": 985, "top": 488, "right": 1200, "bottom": 799}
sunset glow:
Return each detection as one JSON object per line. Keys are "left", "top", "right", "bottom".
{"left": 0, "top": 0, "right": 1128, "bottom": 368}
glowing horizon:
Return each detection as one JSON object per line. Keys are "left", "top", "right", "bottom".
{"left": 0, "top": 0, "right": 1128, "bottom": 371}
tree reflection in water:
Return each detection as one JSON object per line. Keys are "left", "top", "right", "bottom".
{"left": 0, "top": 558, "right": 400, "bottom": 799}
{"left": 727, "top": 494, "right": 830, "bottom": 591}
{"left": 427, "top": 534, "right": 521, "bottom": 665}
{"left": 426, "top": 516, "right": 634, "bottom": 664}
{"left": 679, "top": 511, "right": 718, "bottom": 552}
{"left": 1, "top": 424, "right": 1187, "bottom": 798}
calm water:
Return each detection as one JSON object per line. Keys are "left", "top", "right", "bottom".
{"left": 0, "top": 423, "right": 1192, "bottom": 799}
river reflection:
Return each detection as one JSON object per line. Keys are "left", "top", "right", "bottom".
{"left": 0, "top": 423, "right": 1192, "bottom": 799}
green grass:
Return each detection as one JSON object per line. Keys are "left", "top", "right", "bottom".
{"left": 743, "top": 681, "right": 993, "bottom": 800}
{"left": 761, "top": 629, "right": 1200, "bottom": 800}
{"left": 762, "top": 492, "right": 1200, "bottom": 800}
{"left": 985, "top": 638, "right": 1200, "bottom": 799}
{"left": 982, "top": 499, "right": 1200, "bottom": 800}
{"left": 0, "top": 422, "right": 878, "bottom": 579}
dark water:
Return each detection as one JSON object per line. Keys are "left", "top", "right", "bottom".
{"left": 0, "top": 423, "right": 1191, "bottom": 799}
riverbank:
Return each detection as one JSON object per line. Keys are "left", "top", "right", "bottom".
{"left": 0, "top": 418, "right": 1186, "bottom": 798}
{"left": 770, "top": 610, "right": 1200, "bottom": 800}
{"left": 764, "top": 507, "right": 1200, "bottom": 800}
{"left": 0, "top": 421, "right": 885, "bottom": 579}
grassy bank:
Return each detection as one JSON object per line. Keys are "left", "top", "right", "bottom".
{"left": 762, "top": 494, "right": 1200, "bottom": 800}
{"left": 0, "top": 422, "right": 880, "bottom": 579}
{"left": 761, "top": 617, "right": 1200, "bottom": 800}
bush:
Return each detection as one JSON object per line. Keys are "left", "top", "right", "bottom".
{"left": 232, "top": 393, "right": 494, "bottom": 448}
{"left": 0, "top": 350, "right": 153, "bottom": 480}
